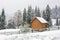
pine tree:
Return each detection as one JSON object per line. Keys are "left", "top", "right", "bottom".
{"left": 27, "top": 6, "right": 32, "bottom": 24}
{"left": 1, "top": 8, "right": 5, "bottom": 29}
{"left": 37, "top": 8, "right": 41, "bottom": 17}
{"left": 23, "top": 8, "right": 26, "bottom": 26}
{"left": 56, "top": 18, "right": 59, "bottom": 26}
{"left": 35, "top": 6, "right": 38, "bottom": 17}
{"left": 42, "top": 10, "right": 46, "bottom": 19}
{"left": 0, "top": 16, "right": 1, "bottom": 29}
{"left": 35, "top": 7, "right": 41, "bottom": 17}
{"left": 13, "top": 10, "right": 22, "bottom": 28}
{"left": 46, "top": 5, "right": 52, "bottom": 27}
{"left": 55, "top": 5, "right": 60, "bottom": 30}
{"left": 31, "top": 9, "right": 35, "bottom": 19}
{"left": 55, "top": 5, "right": 59, "bottom": 26}
{"left": 8, "top": 21, "right": 15, "bottom": 29}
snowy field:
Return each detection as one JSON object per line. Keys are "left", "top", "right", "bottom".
{"left": 0, "top": 29, "right": 60, "bottom": 40}
{"left": 0, "top": 29, "right": 20, "bottom": 35}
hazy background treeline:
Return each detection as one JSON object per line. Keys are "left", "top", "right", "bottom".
{"left": 0, "top": 5, "right": 60, "bottom": 31}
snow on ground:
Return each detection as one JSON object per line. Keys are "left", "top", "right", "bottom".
{"left": 0, "top": 35, "right": 7, "bottom": 40}
{"left": 0, "top": 29, "right": 60, "bottom": 40}
{"left": 0, "top": 29, "right": 20, "bottom": 35}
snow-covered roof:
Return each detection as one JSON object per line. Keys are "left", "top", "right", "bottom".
{"left": 36, "top": 17, "right": 48, "bottom": 23}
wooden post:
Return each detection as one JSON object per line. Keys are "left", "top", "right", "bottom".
{"left": 58, "top": 26, "right": 59, "bottom": 30}
{"left": 32, "top": 29, "right": 33, "bottom": 33}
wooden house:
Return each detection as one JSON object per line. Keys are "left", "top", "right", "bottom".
{"left": 31, "top": 17, "right": 48, "bottom": 31}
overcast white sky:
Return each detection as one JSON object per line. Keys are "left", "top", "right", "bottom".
{"left": 0, "top": 0, "right": 60, "bottom": 21}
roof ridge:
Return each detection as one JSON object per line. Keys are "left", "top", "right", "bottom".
{"left": 36, "top": 17, "right": 48, "bottom": 23}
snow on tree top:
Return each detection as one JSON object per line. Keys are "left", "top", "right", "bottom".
{"left": 36, "top": 17, "right": 48, "bottom": 23}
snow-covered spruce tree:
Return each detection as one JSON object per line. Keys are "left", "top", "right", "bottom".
{"left": 35, "top": 6, "right": 38, "bottom": 17}
{"left": 1, "top": 8, "right": 6, "bottom": 29}
{"left": 0, "top": 16, "right": 1, "bottom": 29}
{"left": 23, "top": 8, "right": 27, "bottom": 26}
{"left": 31, "top": 9, "right": 35, "bottom": 19}
{"left": 55, "top": 6, "right": 59, "bottom": 26}
{"left": 55, "top": 5, "right": 60, "bottom": 29}
{"left": 56, "top": 17, "right": 60, "bottom": 29}
{"left": 45, "top": 5, "right": 52, "bottom": 27}
{"left": 58, "top": 20, "right": 60, "bottom": 25}
{"left": 56, "top": 18, "right": 59, "bottom": 26}
{"left": 13, "top": 10, "right": 23, "bottom": 28}
{"left": 37, "top": 7, "right": 41, "bottom": 17}
{"left": 42, "top": 10, "right": 46, "bottom": 19}
{"left": 35, "top": 7, "right": 41, "bottom": 17}
{"left": 7, "top": 19, "right": 15, "bottom": 29}
{"left": 27, "top": 6, "right": 32, "bottom": 27}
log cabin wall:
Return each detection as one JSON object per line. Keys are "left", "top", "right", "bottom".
{"left": 31, "top": 18, "right": 47, "bottom": 30}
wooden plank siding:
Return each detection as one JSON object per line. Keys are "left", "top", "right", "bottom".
{"left": 31, "top": 18, "right": 47, "bottom": 31}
